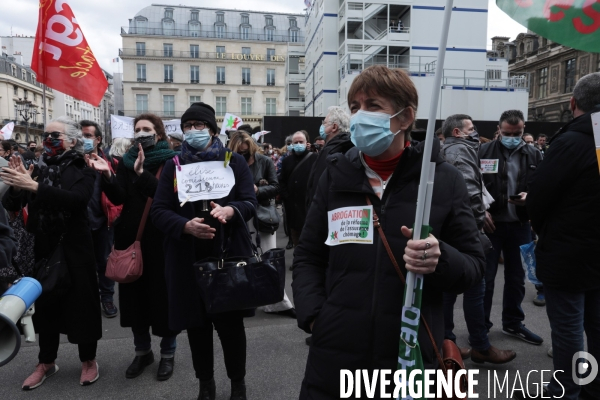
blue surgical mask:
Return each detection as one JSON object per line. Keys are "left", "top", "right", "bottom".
{"left": 82, "top": 138, "right": 95, "bottom": 153}
{"left": 350, "top": 109, "right": 404, "bottom": 157}
{"left": 184, "top": 128, "right": 211, "bottom": 150}
{"left": 292, "top": 143, "right": 306, "bottom": 153}
{"left": 319, "top": 125, "right": 326, "bottom": 139}
{"left": 500, "top": 135, "right": 522, "bottom": 150}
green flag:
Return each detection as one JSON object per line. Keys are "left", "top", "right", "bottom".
{"left": 496, "top": 0, "right": 600, "bottom": 53}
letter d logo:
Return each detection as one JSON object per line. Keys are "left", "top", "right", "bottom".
{"left": 572, "top": 351, "right": 598, "bottom": 386}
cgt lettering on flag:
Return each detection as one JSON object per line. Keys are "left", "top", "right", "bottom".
{"left": 498, "top": 0, "right": 600, "bottom": 52}
{"left": 32, "top": 0, "right": 108, "bottom": 105}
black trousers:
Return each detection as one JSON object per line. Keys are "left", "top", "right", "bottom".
{"left": 187, "top": 316, "right": 246, "bottom": 382}
{"left": 38, "top": 332, "right": 97, "bottom": 364}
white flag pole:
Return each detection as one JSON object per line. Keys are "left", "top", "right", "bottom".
{"left": 404, "top": 0, "right": 454, "bottom": 304}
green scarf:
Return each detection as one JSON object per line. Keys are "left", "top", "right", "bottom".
{"left": 122, "top": 140, "right": 177, "bottom": 171}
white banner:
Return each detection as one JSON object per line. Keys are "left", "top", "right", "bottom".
{"left": 164, "top": 119, "right": 183, "bottom": 135}
{"left": 252, "top": 131, "right": 270, "bottom": 141}
{"left": 0, "top": 122, "right": 14, "bottom": 140}
{"left": 220, "top": 113, "right": 243, "bottom": 137}
{"left": 110, "top": 115, "right": 134, "bottom": 139}
{"left": 176, "top": 161, "right": 235, "bottom": 203}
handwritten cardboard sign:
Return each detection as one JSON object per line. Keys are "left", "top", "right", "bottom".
{"left": 110, "top": 115, "right": 134, "bottom": 139}
{"left": 175, "top": 161, "right": 235, "bottom": 202}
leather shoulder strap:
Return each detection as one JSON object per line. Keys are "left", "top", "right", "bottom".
{"left": 366, "top": 196, "right": 446, "bottom": 372}
{"left": 136, "top": 165, "right": 164, "bottom": 242}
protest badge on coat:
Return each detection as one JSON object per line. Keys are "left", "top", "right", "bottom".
{"left": 110, "top": 115, "right": 135, "bottom": 139}
{"left": 325, "top": 206, "right": 374, "bottom": 246}
{"left": 176, "top": 161, "right": 235, "bottom": 203}
{"left": 480, "top": 159, "right": 499, "bottom": 174}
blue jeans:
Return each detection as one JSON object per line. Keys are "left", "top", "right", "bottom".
{"left": 132, "top": 326, "right": 177, "bottom": 357}
{"left": 92, "top": 227, "right": 115, "bottom": 303}
{"left": 545, "top": 286, "right": 600, "bottom": 400}
{"left": 443, "top": 278, "right": 490, "bottom": 351}
{"left": 483, "top": 221, "right": 531, "bottom": 331}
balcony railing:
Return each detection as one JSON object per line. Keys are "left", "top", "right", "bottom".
{"left": 164, "top": 79, "right": 173, "bottom": 83}
{"left": 121, "top": 26, "right": 304, "bottom": 43}
{"left": 120, "top": 48, "right": 287, "bottom": 62}
{"left": 137, "top": 78, "right": 146, "bottom": 82}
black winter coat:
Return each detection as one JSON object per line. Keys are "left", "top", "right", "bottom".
{"left": 306, "top": 132, "right": 354, "bottom": 209}
{"left": 101, "top": 160, "right": 178, "bottom": 337}
{"left": 527, "top": 111, "right": 600, "bottom": 292}
{"left": 150, "top": 151, "right": 258, "bottom": 331}
{"left": 479, "top": 139, "right": 542, "bottom": 222}
{"left": 292, "top": 141, "right": 485, "bottom": 400}
{"left": 279, "top": 150, "right": 316, "bottom": 230}
{"left": 3, "top": 157, "right": 102, "bottom": 344}
{"left": 249, "top": 153, "right": 278, "bottom": 205}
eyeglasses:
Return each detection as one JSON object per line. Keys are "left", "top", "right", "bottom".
{"left": 183, "top": 121, "right": 207, "bottom": 130}
{"left": 42, "top": 131, "right": 62, "bottom": 140}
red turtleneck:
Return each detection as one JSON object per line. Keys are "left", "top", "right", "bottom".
{"left": 363, "top": 143, "right": 408, "bottom": 181}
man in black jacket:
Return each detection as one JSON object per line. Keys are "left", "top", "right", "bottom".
{"left": 527, "top": 73, "right": 600, "bottom": 400}
{"left": 279, "top": 131, "right": 316, "bottom": 248}
{"left": 479, "top": 110, "right": 543, "bottom": 345}
{"left": 306, "top": 106, "right": 353, "bottom": 209}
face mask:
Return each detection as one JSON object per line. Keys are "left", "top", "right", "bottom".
{"left": 44, "top": 138, "right": 65, "bottom": 157}
{"left": 184, "top": 128, "right": 211, "bottom": 150}
{"left": 500, "top": 135, "right": 522, "bottom": 150}
{"left": 134, "top": 134, "right": 156, "bottom": 149}
{"left": 83, "top": 138, "right": 95, "bottom": 153}
{"left": 350, "top": 109, "right": 403, "bottom": 157}
{"left": 239, "top": 152, "right": 251, "bottom": 161}
{"left": 292, "top": 144, "right": 306, "bottom": 153}
{"left": 267, "top": 150, "right": 273, "bottom": 155}
{"left": 319, "top": 125, "right": 327, "bottom": 139}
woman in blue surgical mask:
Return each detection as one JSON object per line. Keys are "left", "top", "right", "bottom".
{"left": 291, "top": 65, "right": 486, "bottom": 399}
{"left": 150, "top": 102, "right": 257, "bottom": 400}
{"left": 87, "top": 113, "right": 180, "bottom": 382}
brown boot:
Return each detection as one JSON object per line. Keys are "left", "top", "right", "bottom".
{"left": 471, "top": 346, "right": 516, "bottom": 364}
{"left": 459, "top": 347, "right": 471, "bottom": 360}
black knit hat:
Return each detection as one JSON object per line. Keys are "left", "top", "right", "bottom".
{"left": 181, "top": 102, "right": 218, "bottom": 134}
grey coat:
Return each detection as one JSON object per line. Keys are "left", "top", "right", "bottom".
{"left": 441, "top": 137, "right": 485, "bottom": 229}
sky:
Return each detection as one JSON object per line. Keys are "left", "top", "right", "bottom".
{"left": 0, "top": 0, "right": 527, "bottom": 74}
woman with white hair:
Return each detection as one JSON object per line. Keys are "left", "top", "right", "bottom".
{"left": 0, "top": 116, "right": 102, "bottom": 389}
{"left": 109, "top": 137, "right": 134, "bottom": 159}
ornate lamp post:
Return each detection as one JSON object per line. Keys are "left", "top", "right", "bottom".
{"left": 15, "top": 98, "right": 39, "bottom": 143}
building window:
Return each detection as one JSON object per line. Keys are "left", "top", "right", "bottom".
{"left": 290, "top": 18, "right": 297, "bottom": 28}
{"left": 136, "top": 94, "right": 148, "bottom": 114}
{"left": 164, "top": 43, "right": 173, "bottom": 57}
{"left": 190, "top": 95, "right": 201, "bottom": 105}
{"left": 217, "top": 66, "right": 225, "bottom": 84}
{"left": 163, "top": 20, "right": 174, "bottom": 35}
{"left": 267, "top": 48, "right": 275, "bottom": 60}
{"left": 538, "top": 67, "right": 548, "bottom": 99}
{"left": 191, "top": 10, "right": 199, "bottom": 21}
{"left": 136, "top": 42, "right": 146, "bottom": 56}
{"left": 135, "top": 17, "right": 147, "bottom": 34}
{"left": 267, "top": 69, "right": 275, "bottom": 86}
{"left": 163, "top": 95, "right": 175, "bottom": 116}
{"left": 241, "top": 26, "right": 249, "bottom": 40}
{"left": 190, "top": 65, "right": 199, "bottom": 83}
{"left": 137, "top": 64, "right": 146, "bottom": 82}
{"left": 266, "top": 29, "right": 274, "bottom": 41}
{"left": 217, "top": 46, "right": 225, "bottom": 55}
{"left": 265, "top": 16, "right": 273, "bottom": 26}
{"left": 164, "top": 65, "right": 173, "bottom": 82}
{"left": 164, "top": 8, "right": 173, "bottom": 19}
{"left": 189, "top": 22, "right": 200, "bottom": 37}
{"left": 266, "top": 98, "right": 276, "bottom": 115}
{"left": 23, "top": 89, "right": 28, "bottom": 99}
{"left": 216, "top": 25, "right": 225, "bottom": 38}
{"left": 13, "top": 85, "right": 18, "bottom": 95}
{"left": 241, "top": 97, "right": 252, "bottom": 115}
{"left": 33, "top": 93, "right": 36, "bottom": 103}
{"left": 486, "top": 70, "right": 501, "bottom": 80}
{"left": 290, "top": 30, "right": 298, "bottom": 43}
{"left": 564, "top": 58, "right": 576, "bottom": 93}
{"left": 241, "top": 14, "right": 249, "bottom": 24}
{"left": 216, "top": 96, "right": 227, "bottom": 116}
{"left": 190, "top": 44, "right": 199, "bottom": 58}
{"left": 242, "top": 47, "right": 251, "bottom": 55}
{"left": 242, "top": 68, "right": 251, "bottom": 85}
{"left": 216, "top": 12, "right": 224, "bottom": 23}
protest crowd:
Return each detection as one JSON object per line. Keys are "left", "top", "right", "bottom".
{"left": 0, "top": 66, "right": 599, "bottom": 400}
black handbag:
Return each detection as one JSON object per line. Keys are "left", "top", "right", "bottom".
{"left": 193, "top": 207, "right": 286, "bottom": 314}
{"left": 35, "top": 237, "right": 71, "bottom": 301}
{"left": 256, "top": 200, "right": 279, "bottom": 234}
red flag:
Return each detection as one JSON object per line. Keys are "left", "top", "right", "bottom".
{"left": 32, "top": 0, "right": 108, "bottom": 106}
